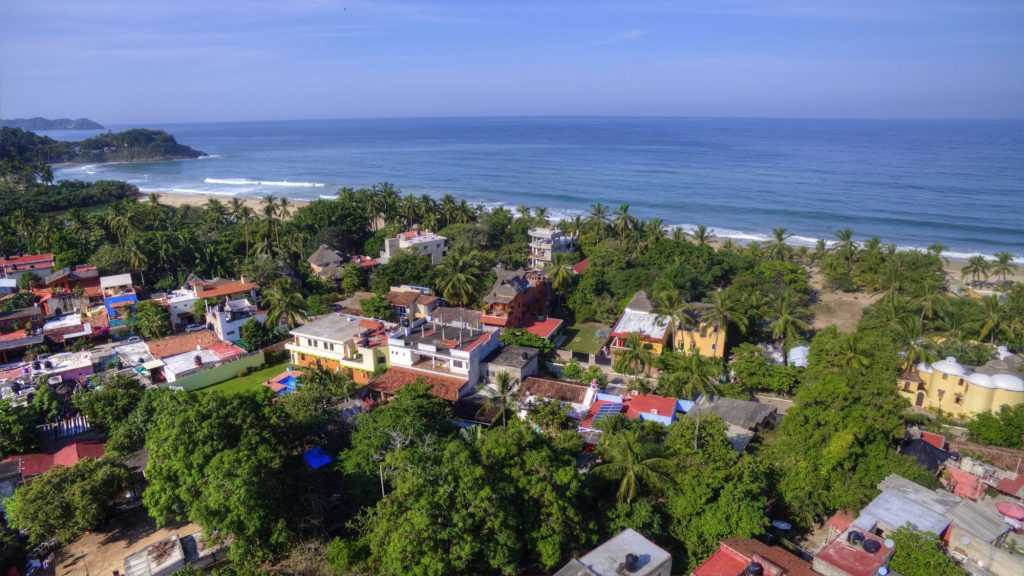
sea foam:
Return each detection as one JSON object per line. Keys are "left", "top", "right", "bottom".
{"left": 204, "top": 177, "right": 325, "bottom": 188}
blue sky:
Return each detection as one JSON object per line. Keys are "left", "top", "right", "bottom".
{"left": 1, "top": 1, "right": 1022, "bottom": 123}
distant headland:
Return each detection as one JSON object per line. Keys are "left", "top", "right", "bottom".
{"left": 0, "top": 126, "right": 205, "bottom": 164}
{"left": 0, "top": 117, "right": 104, "bottom": 130}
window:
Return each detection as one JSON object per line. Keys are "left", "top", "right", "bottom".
{"left": 954, "top": 394, "right": 963, "bottom": 405}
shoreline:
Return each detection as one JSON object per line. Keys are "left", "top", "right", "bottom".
{"left": 145, "top": 189, "right": 1022, "bottom": 282}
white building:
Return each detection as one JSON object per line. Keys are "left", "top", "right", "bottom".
{"left": 554, "top": 529, "right": 672, "bottom": 576}
{"left": 528, "top": 227, "right": 575, "bottom": 270}
{"left": 379, "top": 229, "right": 448, "bottom": 265}
{"left": 381, "top": 316, "right": 501, "bottom": 398}
{"left": 160, "top": 277, "right": 260, "bottom": 331}
{"left": 205, "top": 298, "right": 266, "bottom": 343}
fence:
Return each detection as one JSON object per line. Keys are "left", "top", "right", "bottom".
{"left": 172, "top": 350, "right": 266, "bottom": 392}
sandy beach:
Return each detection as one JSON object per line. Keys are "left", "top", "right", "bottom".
{"left": 152, "top": 192, "right": 310, "bottom": 213}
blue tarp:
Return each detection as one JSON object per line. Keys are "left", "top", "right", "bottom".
{"left": 303, "top": 446, "right": 334, "bottom": 470}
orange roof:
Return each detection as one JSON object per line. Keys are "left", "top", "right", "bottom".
{"left": 0, "top": 329, "right": 28, "bottom": 342}
{"left": 523, "top": 317, "right": 563, "bottom": 339}
{"left": 624, "top": 394, "right": 677, "bottom": 420}
{"left": 921, "top": 431, "right": 946, "bottom": 450}
{"left": 694, "top": 539, "right": 816, "bottom": 576}
{"left": 826, "top": 510, "right": 856, "bottom": 534}
{"left": 3, "top": 441, "right": 105, "bottom": 478}
{"left": 146, "top": 330, "right": 220, "bottom": 359}
{"left": 572, "top": 258, "right": 589, "bottom": 274}
{"left": 946, "top": 467, "right": 984, "bottom": 501}
{"left": 370, "top": 367, "right": 467, "bottom": 402}
{"left": 0, "top": 253, "right": 53, "bottom": 267}
{"left": 195, "top": 280, "right": 258, "bottom": 300}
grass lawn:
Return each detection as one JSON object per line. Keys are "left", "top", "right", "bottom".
{"left": 562, "top": 322, "right": 611, "bottom": 355}
{"left": 196, "top": 361, "right": 290, "bottom": 395}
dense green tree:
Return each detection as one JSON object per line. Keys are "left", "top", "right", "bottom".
{"left": 370, "top": 251, "right": 433, "bottom": 294}
{"left": 593, "top": 428, "right": 672, "bottom": 504}
{"left": 239, "top": 318, "right": 279, "bottom": 350}
{"left": 72, "top": 373, "right": 144, "bottom": 432}
{"left": 728, "top": 343, "right": 801, "bottom": 395}
{"left": 499, "top": 328, "right": 553, "bottom": 355}
{"left": 128, "top": 299, "right": 171, "bottom": 339}
{"left": 32, "top": 383, "right": 63, "bottom": 423}
{"left": 888, "top": 526, "right": 967, "bottom": 576}
{"left": 433, "top": 247, "right": 483, "bottom": 306}
{"left": 143, "top": 391, "right": 292, "bottom": 561}
{"left": 360, "top": 293, "right": 394, "bottom": 320}
{"left": 263, "top": 278, "right": 308, "bottom": 329}
{"left": 0, "top": 399, "right": 38, "bottom": 457}
{"left": 967, "top": 404, "right": 1024, "bottom": 448}
{"left": 6, "top": 458, "right": 130, "bottom": 545}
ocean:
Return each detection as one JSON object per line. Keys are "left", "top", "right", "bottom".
{"left": 48, "top": 117, "right": 1024, "bottom": 260}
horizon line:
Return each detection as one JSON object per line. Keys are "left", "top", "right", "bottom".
{"left": 74, "top": 113, "right": 1024, "bottom": 128}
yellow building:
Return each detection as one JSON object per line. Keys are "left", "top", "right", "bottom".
{"left": 673, "top": 302, "right": 727, "bottom": 359}
{"left": 285, "top": 313, "right": 390, "bottom": 385}
{"left": 898, "top": 352, "right": 1024, "bottom": 417}
{"left": 609, "top": 291, "right": 672, "bottom": 356}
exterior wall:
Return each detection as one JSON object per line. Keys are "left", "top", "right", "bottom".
{"left": 674, "top": 323, "right": 727, "bottom": 359}
{"left": 286, "top": 339, "right": 383, "bottom": 384}
{"left": 167, "top": 297, "right": 199, "bottom": 329}
{"left": 174, "top": 351, "right": 265, "bottom": 392}
{"left": 381, "top": 237, "right": 448, "bottom": 264}
{"left": 946, "top": 524, "right": 1022, "bottom": 576}
{"left": 611, "top": 336, "right": 667, "bottom": 356}
{"left": 484, "top": 356, "right": 540, "bottom": 385}
{"left": 899, "top": 368, "right": 1024, "bottom": 417}
{"left": 207, "top": 309, "right": 267, "bottom": 342}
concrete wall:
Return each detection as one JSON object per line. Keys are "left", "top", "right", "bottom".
{"left": 175, "top": 350, "right": 266, "bottom": 392}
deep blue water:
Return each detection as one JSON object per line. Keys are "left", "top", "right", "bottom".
{"left": 49, "top": 117, "right": 1024, "bottom": 259}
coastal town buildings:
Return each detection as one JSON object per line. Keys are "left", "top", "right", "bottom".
{"left": 100, "top": 273, "right": 137, "bottom": 330}
{"left": 674, "top": 302, "right": 728, "bottom": 359}
{"left": 554, "top": 529, "right": 671, "bottom": 576}
{"left": 373, "top": 315, "right": 501, "bottom": 401}
{"left": 307, "top": 244, "right": 377, "bottom": 281}
{"left": 386, "top": 285, "right": 441, "bottom": 320}
{"left": 481, "top": 268, "right": 550, "bottom": 328}
{"left": 694, "top": 538, "right": 816, "bottom": 575}
{"left": 204, "top": 297, "right": 265, "bottom": 343}
{"left": 285, "top": 313, "right": 389, "bottom": 385}
{"left": 160, "top": 276, "right": 260, "bottom": 330}
{"left": 379, "top": 229, "right": 448, "bottom": 264}
{"left": 609, "top": 291, "right": 671, "bottom": 355}
{"left": 527, "top": 227, "right": 575, "bottom": 270}
{"left": 481, "top": 345, "right": 540, "bottom": 387}
{"left": 0, "top": 253, "right": 54, "bottom": 280}
{"left": 898, "top": 348, "right": 1024, "bottom": 416}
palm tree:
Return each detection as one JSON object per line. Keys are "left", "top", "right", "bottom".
{"left": 642, "top": 218, "right": 666, "bottom": 249}
{"left": 960, "top": 255, "right": 991, "bottom": 285}
{"left": 125, "top": 238, "right": 148, "bottom": 286}
{"left": 533, "top": 207, "right": 549, "bottom": 223}
{"left": 703, "top": 289, "right": 748, "bottom": 354}
{"left": 991, "top": 252, "right": 1016, "bottom": 284}
{"left": 897, "top": 316, "right": 937, "bottom": 373}
{"left": 546, "top": 260, "right": 574, "bottom": 295}
{"left": 612, "top": 204, "right": 635, "bottom": 240}
{"left": 690, "top": 224, "right": 713, "bottom": 246}
{"left": 434, "top": 248, "right": 481, "bottom": 306}
{"left": 915, "top": 277, "right": 946, "bottom": 323}
{"left": 264, "top": 279, "right": 307, "bottom": 329}
{"left": 767, "top": 227, "right": 792, "bottom": 262}
{"left": 592, "top": 429, "right": 672, "bottom": 504}
{"left": 485, "top": 372, "right": 519, "bottom": 426}
{"left": 655, "top": 290, "right": 696, "bottom": 352}
{"left": 833, "top": 228, "right": 857, "bottom": 266}
{"left": 928, "top": 242, "right": 950, "bottom": 265}
{"left": 663, "top": 351, "right": 720, "bottom": 449}
{"left": 615, "top": 333, "right": 654, "bottom": 377}
{"left": 302, "top": 364, "right": 355, "bottom": 399}
{"left": 978, "top": 295, "right": 1006, "bottom": 344}
{"left": 770, "top": 290, "right": 810, "bottom": 358}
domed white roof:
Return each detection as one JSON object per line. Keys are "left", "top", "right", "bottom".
{"left": 966, "top": 372, "right": 993, "bottom": 387}
{"left": 917, "top": 362, "right": 933, "bottom": 373}
{"left": 991, "top": 374, "right": 1024, "bottom": 392}
{"left": 932, "top": 356, "right": 967, "bottom": 377}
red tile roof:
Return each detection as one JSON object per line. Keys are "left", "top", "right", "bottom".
{"left": 4, "top": 441, "right": 105, "bottom": 479}
{"left": 208, "top": 341, "right": 246, "bottom": 361}
{"left": 624, "top": 394, "right": 676, "bottom": 420}
{"left": 826, "top": 510, "right": 856, "bottom": 535}
{"left": 523, "top": 317, "right": 563, "bottom": 340}
{"left": 370, "top": 367, "right": 467, "bottom": 402}
{"left": 694, "top": 539, "right": 816, "bottom": 576}
{"left": 521, "top": 377, "right": 588, "bottom": 404}
{"left": 0, "top": 329, "right": 28, "bottom": 342}
{"left": 921, "top": 431, "right": 946, "bottom": 450}
{"left": 996, "top": 474, "right": 1024, "bottom": 499}
{"left": 814, "top": 530, "right": 892, "bottom": 576}
{"left": 0, "top": 253, "right": 54, "bottom": 267}
{"left": 195, "top": 280, "right": 258, "bottom": 300}
{"left": 146, "top": 330, "right": 220, "bottom": 359}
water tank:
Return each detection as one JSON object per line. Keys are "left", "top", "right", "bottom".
{"left": 745, "top": 563, "right": 764, "bottom": 576}
{"left": 847, "top": 531, "right": 865, "bottom": 546}
{"left": 863, "top": 539, "right": 882, "bottom": 554}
